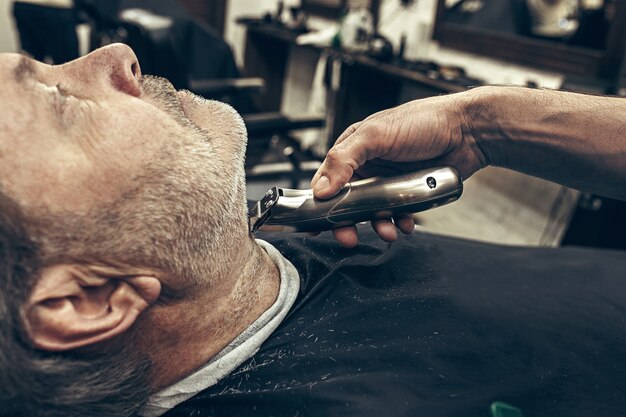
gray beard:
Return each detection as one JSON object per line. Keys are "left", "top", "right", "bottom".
{"left": 32, "top": 76, "right": 249, "bottom": 293}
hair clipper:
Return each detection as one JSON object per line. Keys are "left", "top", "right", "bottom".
{"left": 249, "top": 167, "right": 463, "bottom": 233}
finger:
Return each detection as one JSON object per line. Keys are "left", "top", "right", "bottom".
{"left": 372, "top": 219, "right": 398, "bottom": 242}
{"left": 311, "top": 124, "right": 361, "bottom": 193}
{"left": 312, "top": 134, "right": 372, "bottom": 199}
{"left": 332, "top": 226, "right": 359, "bottom": 248}
{"left": 395, "top": 215, "right": 416, "bottom": 234}
{"left": 333, "top": 122, "right": 362, "bottom": 147}
{"left": 310, "top": 169, "right": 325, "bottom": 193}
{"left": 311, "top": 123, "right": 360, "bottom": 187}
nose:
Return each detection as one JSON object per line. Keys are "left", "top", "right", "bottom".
{"left": 64, "top": 43, "right": 142, "bottom": 97}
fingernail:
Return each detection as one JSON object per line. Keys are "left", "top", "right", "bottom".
{"left": 314, "top": 176, "right": 330, "bottom": 192}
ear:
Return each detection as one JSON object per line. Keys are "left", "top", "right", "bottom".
{"left": 24, "top": 265, "right": 161, "bottom": 351}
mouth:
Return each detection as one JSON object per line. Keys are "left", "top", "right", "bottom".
{"left": 177, "top": 90, "right": 207, "bottom": 131}
{"left": 138, "top": 75, "right": 189, "bottom": 122}
{"left": 176, "top": 90, "right": 193, "bottom": 118}
{"left": 138, "top": 75, "right": 245, "bottom": 137}
{"left": 176, "top": 89, "right": 247, "bottom": 138}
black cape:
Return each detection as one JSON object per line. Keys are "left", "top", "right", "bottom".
{"left": 164, "top": 229, "right": 626, "bottom": 417}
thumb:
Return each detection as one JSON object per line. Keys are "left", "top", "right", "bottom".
{"left": 311, "top": 135, "right": 370, "bottom": 199}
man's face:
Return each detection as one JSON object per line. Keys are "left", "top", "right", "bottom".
{"left": 0, "top": 44, "right": 249, "bottom": 284}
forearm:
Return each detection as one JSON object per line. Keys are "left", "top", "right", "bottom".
{"left": 462, "top": 86, "right": 626, "bottom": 200}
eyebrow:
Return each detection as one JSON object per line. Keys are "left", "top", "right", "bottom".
{"left": 14, "top": 56, "right": 36, "bottom": 83}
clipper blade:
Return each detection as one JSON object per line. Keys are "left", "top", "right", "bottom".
{"left": 249, "top": 187, "right": 280, "bottom": 233}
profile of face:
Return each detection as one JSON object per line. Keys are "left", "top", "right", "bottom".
{"left": 0, "top": 43, "right": 251, "bottom": 347}
{"left": 0, "top": 42, "right": 249, "bottom": 275}
{"left": 0, "top": 44, "right": 255, "bottom": 415}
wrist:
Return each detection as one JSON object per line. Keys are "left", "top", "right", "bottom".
{"left": 460, "top": 85, "right": 521, "bottom": 169}
{"left": 455, "top": 86, "right": 501, "bottom": 169}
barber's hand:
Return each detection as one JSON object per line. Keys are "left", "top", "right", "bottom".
{"left": 311, "top": 92, "right": 486, "bottom": 247}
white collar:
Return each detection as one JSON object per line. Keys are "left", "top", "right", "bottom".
{"left": 140, "top": 240, "right": 300, "bottom": 417}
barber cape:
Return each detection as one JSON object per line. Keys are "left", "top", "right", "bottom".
{"left": 159, "top": 229, "right": 626, "bottom": 417}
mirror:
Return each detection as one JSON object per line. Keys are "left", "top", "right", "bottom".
{"left": 301, "top": 0, "right": 347, "bottom": 18}
{"left": 433, "top": 0, "right": 626, "bottom": 83}
{"left": 301, "top": 0, "right": 380, "bottom": 20}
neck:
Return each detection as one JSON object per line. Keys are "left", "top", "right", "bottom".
{"left": 139, "top": 235, "right": 280, "bottom": 390}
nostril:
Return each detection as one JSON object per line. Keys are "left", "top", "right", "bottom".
{"left": 111, "top": 58, "right": 142, "bottom": 96}
{"left": 131, "top": 61, "right": 141, "bottom": 79}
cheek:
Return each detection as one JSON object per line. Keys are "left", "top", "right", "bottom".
{"left": 92, "top": 97, "right": 189, "bottom": 161}
{"left": 4, "top": 103, "right": 188, "bottom": 214}
{"left": 74, "top": 107, "right": 189, "bottom": 205}
{"left": 1, "top": 141, "right": 101, "bottom": 213}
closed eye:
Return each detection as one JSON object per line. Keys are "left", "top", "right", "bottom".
{"left": 39, "top": 82, "right": 74, "bottom": 114}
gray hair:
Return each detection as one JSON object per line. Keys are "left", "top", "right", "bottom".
{"left": 0, "top": 191, "right": 152, "bottom": 417}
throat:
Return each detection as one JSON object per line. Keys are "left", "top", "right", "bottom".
{"left": 230, "top": 240, "right": 282, "bottom": 330}
{"left": 143, "top": 237, "right": 280, "bottom": 391}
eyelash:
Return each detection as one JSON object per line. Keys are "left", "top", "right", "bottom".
{"left": 55, "top": 83, "right": 69, "bottom": 96}
{"left": 44, "top": 82, "right": 71, "bottom": 113}
{"left": 35, "top": 80, "right": 86, "bottom": 117}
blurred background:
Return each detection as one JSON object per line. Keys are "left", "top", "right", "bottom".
{"left": 1, "top": 0, "right": 624, "bottom": 249}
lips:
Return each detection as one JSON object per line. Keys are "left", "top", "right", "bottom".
{"left": 176, "top": 90, "right": 246, "bottom": 137}
{"left": 177, "top": 90, "right": 194, "bottom": 120}
{"left": 177, "top": 90, "right": 209, "bottom": 131}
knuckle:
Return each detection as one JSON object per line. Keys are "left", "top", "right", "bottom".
{"left": 325, "top": 147, "right": 343, "bottom": 163}
{"left": 336, "top": 122, "right": 361, "bottom": 145}
{"left": 361, "top": 121, "right": 383, "bottom": 137}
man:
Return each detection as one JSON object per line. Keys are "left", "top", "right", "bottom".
{"left": 0, "top": 44, "right": 625, "bottom": 417}
{"left": 0, "top": 43, "right": 281, "bottom": 416}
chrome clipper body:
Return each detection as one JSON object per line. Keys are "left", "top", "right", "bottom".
{"left": 249, "top": 167, "right": 463, "bottom": 233}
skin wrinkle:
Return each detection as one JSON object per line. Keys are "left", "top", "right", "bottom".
{"left": 22, "top": 72, "right": 90, "bottom": 131}
{"left": 462, "top": 87, "right": 493, "bottom": 168}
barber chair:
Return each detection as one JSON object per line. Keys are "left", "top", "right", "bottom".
{"left": 12, "top": 1, "right": 80, "bottom": 64}
{"left": 77, "top": 1, "right": 325, "bottom": 187}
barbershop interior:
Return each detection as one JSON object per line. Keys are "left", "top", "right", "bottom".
{"left": 0, "top": 0, "right": 624, "bottom": 249}
{"left": 1, "top": 1, "right": 626, "bottom": 417}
